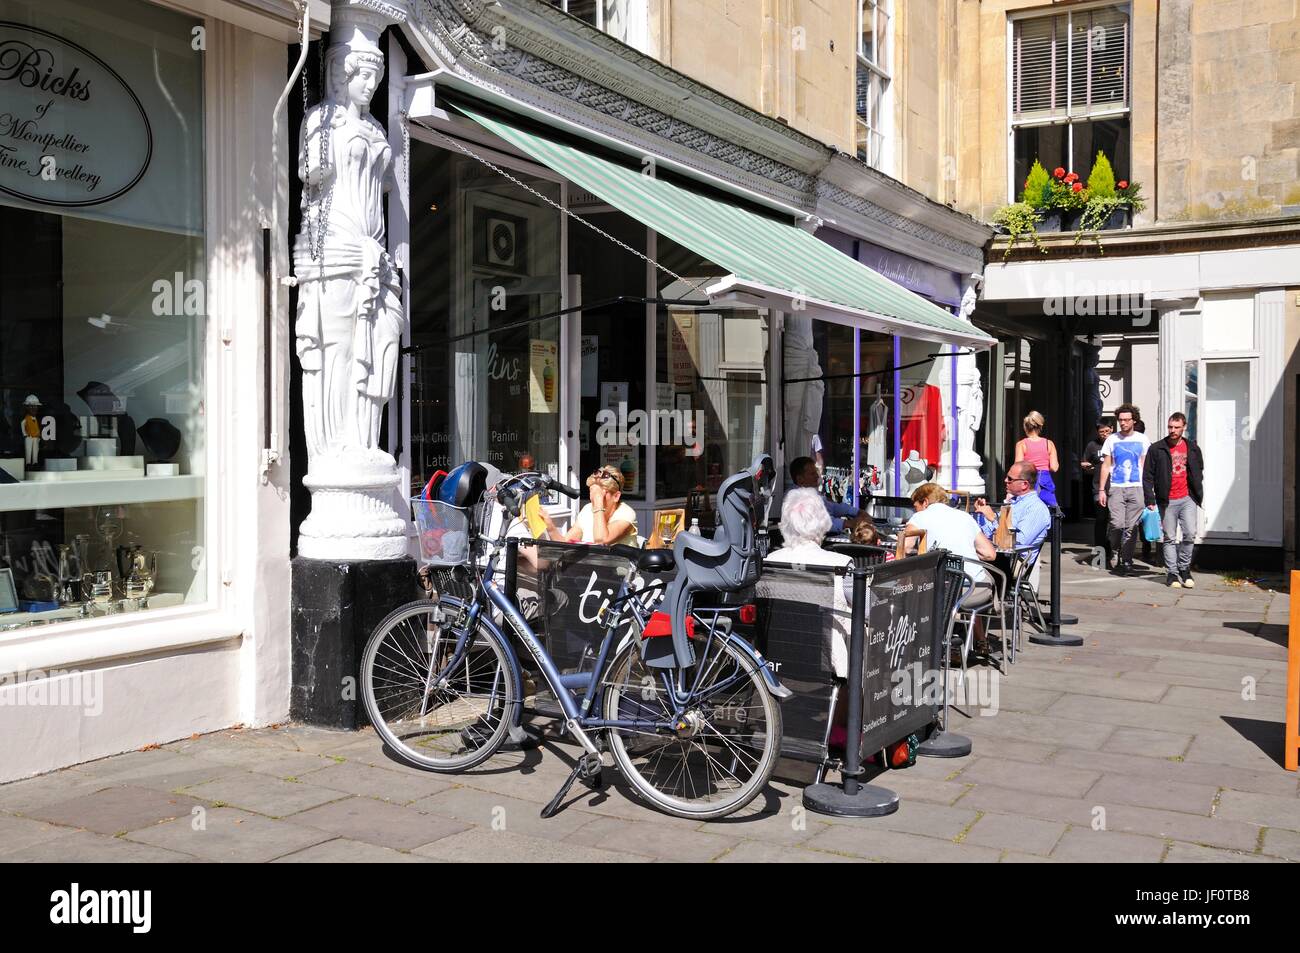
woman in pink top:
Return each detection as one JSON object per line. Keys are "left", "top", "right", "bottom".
{"left": 1014, "top": 411, "right": 1059, "bottom": 506}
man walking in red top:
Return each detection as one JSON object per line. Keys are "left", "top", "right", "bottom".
{"left": 1143, "top": 412, "right": 1204, "bottom": 588}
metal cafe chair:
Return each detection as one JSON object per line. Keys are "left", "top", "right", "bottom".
{"left": 949, "top": 557, "right": 1012, "bottom": 677}
{"left": 1008, "top": 542, "right": 1048, "bottom": 657}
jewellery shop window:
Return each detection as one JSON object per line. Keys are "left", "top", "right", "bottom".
{"left": 0, "top": 0, "right": 206, "bottom": 631}
{"left": 409, "top": 141, "right": 563, "bottom": 487}
{"left": 654, "top": 237, "right": 769, "bottom": 514}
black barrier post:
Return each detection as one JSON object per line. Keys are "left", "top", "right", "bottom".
{"left": 1030, "top": 505, "right": 1083, "bottom": 647}
{"left": 803, "top": 564, "right": 899, "bottom": 817}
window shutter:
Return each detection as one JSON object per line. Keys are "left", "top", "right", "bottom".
{"left": 1070, "top": 6, "right": 1129, "bottom": 117}
{"left": 1013, "top": 14, "right": 1068, "bottom": 123}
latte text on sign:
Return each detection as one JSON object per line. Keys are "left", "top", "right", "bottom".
{"left": 0, "top": 22, "right": 152, "bottom": 207}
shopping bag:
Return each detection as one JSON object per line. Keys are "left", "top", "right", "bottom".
{"left": 1141, "top": 507, "right": 1163, "bottom": 543}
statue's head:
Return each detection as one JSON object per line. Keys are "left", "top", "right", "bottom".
{"left": 325, "top": 43, "right": 385, "bottom": 111}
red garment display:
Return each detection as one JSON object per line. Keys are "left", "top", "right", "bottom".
{"left": 900, "top": 384, "right": 944, "bottom": 467}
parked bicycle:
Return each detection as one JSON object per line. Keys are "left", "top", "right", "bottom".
{"left": 361, "top": 455, "right": 789, "bottom": 820}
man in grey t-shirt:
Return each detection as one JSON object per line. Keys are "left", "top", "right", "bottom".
{"left": 1098, "top": 403, "right": 1150, "bottom": 576}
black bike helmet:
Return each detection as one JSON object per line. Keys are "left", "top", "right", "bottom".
{"left": 438, "top": 461, "right": 490, "bottom": 508}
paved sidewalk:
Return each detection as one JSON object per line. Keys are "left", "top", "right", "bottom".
{"left": 2, "top": 546, "right": 1297, "bottom": 862}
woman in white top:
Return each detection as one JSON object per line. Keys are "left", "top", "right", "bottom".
{"left": 540, "top": 464, "right": 638, "bottom": 546}
{"left": 901, "top": 482, "right": 998, "bottom": 654}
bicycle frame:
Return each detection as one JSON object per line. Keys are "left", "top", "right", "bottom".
{"left": 426, "top": 546, "right": 776, "bottom": 747}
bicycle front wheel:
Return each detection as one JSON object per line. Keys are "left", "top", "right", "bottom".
{"left": 361, "top": 597, "right": 518, "bottom": 772}
{"left": 601, "top": 633, "right": 782, "bottom": 820}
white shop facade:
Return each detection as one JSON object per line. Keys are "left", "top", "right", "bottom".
{"left": 345, "top": 0, "right": 995, "bottom": 550}
{"left": 979, "top": 223, "right": 1300, "bottom": 567}
{"left": 0, "top": 0, "right": 308, "bottom": 782}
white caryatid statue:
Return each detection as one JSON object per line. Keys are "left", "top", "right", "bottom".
{"left": 294, "top": 3, "right": 407, "bottom": 560}
{"left": 782, "top": 313, "right": 824, "bottom": 473}
{"left": 937, "top": 282, "right": 986, "bottom": 492}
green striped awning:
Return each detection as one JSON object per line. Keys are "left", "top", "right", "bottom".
{"left": 455, "top": 104, "right": 993, "bottom": 348}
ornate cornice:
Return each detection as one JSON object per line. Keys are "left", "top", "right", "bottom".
{"left": 404, "top": 0, "right": 989, "bottom": 269}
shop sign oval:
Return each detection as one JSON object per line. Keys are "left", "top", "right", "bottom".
{"left": 0, "top": 22, "right": 152, "bottom": 207}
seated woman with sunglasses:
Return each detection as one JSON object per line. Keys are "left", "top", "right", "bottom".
{"left": 539, "top": 465, "right": 639, "bottom": 546}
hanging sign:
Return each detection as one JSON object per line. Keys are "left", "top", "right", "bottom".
{"left": 0, "top": 22, "right": 152, "bottom": 207}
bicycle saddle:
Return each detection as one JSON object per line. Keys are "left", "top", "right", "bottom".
{"left": 610, "top": 545, "right": 676, "bottom": 573}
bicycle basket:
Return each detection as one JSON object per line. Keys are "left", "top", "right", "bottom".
{"left": 412, "top": 497, "right": 475, "bottom": 567}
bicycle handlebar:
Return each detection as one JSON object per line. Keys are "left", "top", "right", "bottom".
{"left": 544, "top": 475, "right": 580, "bottom": 499}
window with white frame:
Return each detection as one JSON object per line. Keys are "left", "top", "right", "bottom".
{"left": 856, "top": 0, "right": 891, "bottom": 169}
{"left": 545, "top": 0, "right": 639, "bottom": 44}
{"left": 1010, "top": 3, "right": 1130, "bottom": 198}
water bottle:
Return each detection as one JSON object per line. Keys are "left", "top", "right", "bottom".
{"left": 688, "top": 518, "right": 701, "bottom": 536}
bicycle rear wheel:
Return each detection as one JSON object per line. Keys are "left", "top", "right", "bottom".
{"left": 361, "top": 597, "right": 518, "bottom": 772}
{"left": 601, "top": 631, "right": 781, "bottom": 820}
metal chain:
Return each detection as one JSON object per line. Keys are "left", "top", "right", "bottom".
{"left": 408, "top": 116, "right": 710, "bottom": 300}
{"left": 400, "top": 109, "right": 410, "bottom": 183}
{"left": 313, "top": 101, "right": 333, "bottom": 261}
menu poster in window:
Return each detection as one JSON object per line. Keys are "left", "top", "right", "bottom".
{"left": 656, "top": 382, "right": 674, "bottom": 411}
{"left": 599, "top": 381, "right": 628, "bottom": 414}
{"left": 601, "top": 445, "right": 639, "bottom": 496}
{"left": 581, "top": 335, "right": 598, "bottom": 397}
{"left": 858, "top": 551, "right": 945, "bottom": 759}
{"left": 670, "top": 312, "right": 697, "bottom": 387}
{"left": 529, "top": 338, "right": 558, "bottom": 414}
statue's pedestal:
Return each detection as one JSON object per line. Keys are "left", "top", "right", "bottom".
{"left": 938, "top": 449, "right": 986, "bottom": 494}
{"left": 290, "top": 556, "right": 419, "bottom": 729}
{"left": 298, "top": 448, "right": 408, "bottom": 560}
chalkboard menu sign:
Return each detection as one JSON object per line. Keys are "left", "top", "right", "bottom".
{"left": 858, "top": 550, "right": 947, "bottom": 758}
{"left": 750, "top": 565, "right": 842, "bottom": 763}
{"left": 527, "top": 540, "right": 664, "bottom": 676}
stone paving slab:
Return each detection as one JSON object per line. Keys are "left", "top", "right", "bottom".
{"left": 955, "top": 757, "right": 1103, "bottom": 798}
{"left": 714, "top": 839, "right": 858, "bottom": 862}
{"left": 23, "top": 785, "right": 203, "bottom": 836}
{"left": 0, "top": 812, "right": 80, "bottom": 856}
{"left": 1260, "top": 828, "right": 1300, "bottom": 861}
{"left": 1214, "top": 790, "right": 1300, "bottom": 832}
{"left": 1164, "top": 843, "right": 1287, "bottom": 863}
{"left": 1100, "top": 726, "right": 1194, "bottom": 759}
{"left": 181, "top": 773, "right": 349, "bottom": 818}
{"left": 125, "top": 807, "right": 333, "bottom": 862}
{"left": 560, "top": 813, "right": 739, "bottom": 861}
{"left": 962, "top": 812, "right": 1067, "bottom": 855}
{"left": 272, "top": 838, "right": 438, "bottom": 863}
{"left": 1048, "top": 747, "right": 1299, "bottom": 797}
{"left": 413, "top": 827, "right": 643, "bottom": 863}
{"left": 285, "top": 796, "right": 472, "bottom": 851}
{"left": 1048, "top": 828, "right": 1167, "bottom": 863}
{"left": 1084, "top": 774, "right": 1219, "bottom": 816}
{"left": 0, "top": 830, "right": 204, "bottom": 863}
{"left": 802, "top": 825, "right": 1002, "bottom": 863}
{"left": 296, "top": 760, "right": 457, "bottom": 804}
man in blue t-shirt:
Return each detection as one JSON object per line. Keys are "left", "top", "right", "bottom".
{"left": 1098, "top": 403, "right": 1150, "bottom": 576}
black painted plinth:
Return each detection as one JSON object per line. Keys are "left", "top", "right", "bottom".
{"left": 290, "top": 556, "right": 419, "bottom": 730}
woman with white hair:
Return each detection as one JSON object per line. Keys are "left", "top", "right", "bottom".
{"left": 764, "top": 488, "right": 854, "bottom": 677}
